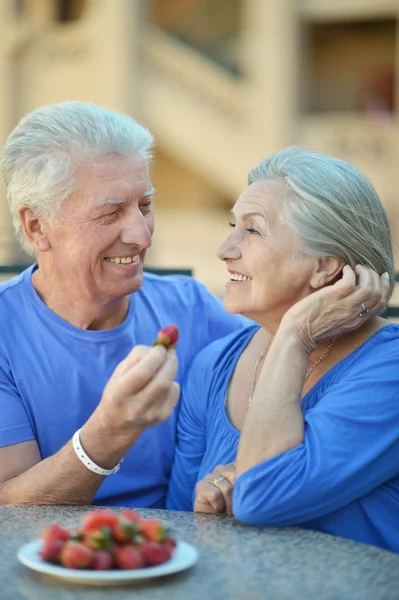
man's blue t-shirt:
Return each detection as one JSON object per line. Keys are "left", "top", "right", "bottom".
{"left": 0, "top": 265, "right": 245, "bottom": 508}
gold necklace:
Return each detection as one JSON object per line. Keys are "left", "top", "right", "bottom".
{"left": 305, "top": 338, "right": 336, "bottom": 381}
{"left": 248, "top": 350, "right": 267, "bottom": 407}
{"left": 248, "top": 337, "right": 336, "bottom": 406}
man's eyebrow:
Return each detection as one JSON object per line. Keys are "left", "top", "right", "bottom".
{"left": 99, "top": 198, "right": 126, "bottom": 207}
{"left": 99, "top": 187, "right": 156, "bottom": 207}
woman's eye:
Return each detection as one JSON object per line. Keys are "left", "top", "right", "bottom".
{"left": 228, "top": 222, "right": 235, "bottom": 228}
{"left": 247, "top": 227, "right": 260, "bottom": 235}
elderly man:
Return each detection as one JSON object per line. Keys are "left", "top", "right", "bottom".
{"left": 0, "top": 102, "right": 245, "bottom": 507}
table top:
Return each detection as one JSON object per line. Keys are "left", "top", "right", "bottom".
{"left": 2, "top": 505, "right": 399, "bottom": 600}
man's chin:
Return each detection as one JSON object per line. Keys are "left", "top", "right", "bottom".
{"left": 108, "top": 272, "right": 144, "bottom": 297}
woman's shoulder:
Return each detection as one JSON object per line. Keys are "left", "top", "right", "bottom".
{"left": 191, "top": 323, "right": 260, "bottom": 370}
{"left": 344, "top": 323, "right": 399, "bottom": 369}
{"left": 303, "top": 323, "right": 399, "bottom": 410}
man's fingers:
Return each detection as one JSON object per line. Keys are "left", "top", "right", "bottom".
{"left": 120, "top": 346, "right": 175, "bottom": 394}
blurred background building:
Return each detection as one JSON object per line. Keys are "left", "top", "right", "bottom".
{"left": 0, "top": 0, "right": 398, "bottom": 297}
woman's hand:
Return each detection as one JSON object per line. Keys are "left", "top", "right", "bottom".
{"left": 281, "top": 265, "right": 390, "bottom": 354}
{"left": 194, "top": 463, "right": 236, "bottom": 516}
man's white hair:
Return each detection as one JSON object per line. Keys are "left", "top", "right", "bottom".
{"left": 1, "top": 101, "right": 154, "bottom": 255}
{"left": 248, "top": 146, "right": 395, "bottom": 298}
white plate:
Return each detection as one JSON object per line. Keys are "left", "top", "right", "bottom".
{"left": 18, "top": 539, "right": 198, "bottom": 586}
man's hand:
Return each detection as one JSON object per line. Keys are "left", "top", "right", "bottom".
{"left": 95, "top": 344, "right": 180, "bottom": 435}
{"left": 194, "top": 463, "right": 236, "bottom": 516}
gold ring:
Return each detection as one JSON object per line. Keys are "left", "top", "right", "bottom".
{"left": 212, "top": 476, "right": 225, "bottom": 488}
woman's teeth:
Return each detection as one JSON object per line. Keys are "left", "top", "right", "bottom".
{"left": 230, "top": 273, "right": 251, "bottom": 281}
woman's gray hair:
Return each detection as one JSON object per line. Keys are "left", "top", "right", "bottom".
{"left": 1, "top": 101, "right": 154, "bottom": 255}
{"left": 248, "top": 146, "right": 396, "bottom": 298}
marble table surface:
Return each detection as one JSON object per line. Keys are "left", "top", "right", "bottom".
{"left": 2, "top": 505, "right": 398, "bottom": 600}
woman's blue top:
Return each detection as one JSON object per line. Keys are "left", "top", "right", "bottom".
{"left": 167, "top": 324, "right": 399, "bottom": 553}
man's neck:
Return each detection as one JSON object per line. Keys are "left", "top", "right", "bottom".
{"left": 31, "top": 268, "right": 130, "bottom": 331}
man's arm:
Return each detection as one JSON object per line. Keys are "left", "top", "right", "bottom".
{"left": 0, "top": 440, "right": 106, "bottom": 504}
{"left": 0, "top": 344, "right": 179, "bottom": 504}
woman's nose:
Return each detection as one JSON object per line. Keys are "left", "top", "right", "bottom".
{"left": 217, "top": 235, "right": 241, "bottom": 262}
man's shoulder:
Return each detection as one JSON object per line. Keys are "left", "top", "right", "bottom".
{"left": 0, "top": 270, "right": 27, "bottom": 308}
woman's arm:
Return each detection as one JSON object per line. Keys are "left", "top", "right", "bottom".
{"left": 233, "top": 355, "right": 399, "bottom": 526}
{"left": 236, "top": 265, "right": 389, "bottom": 477}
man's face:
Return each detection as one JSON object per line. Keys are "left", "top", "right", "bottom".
{"left": 42, "top": 153, "right": 154, "bottom": 301}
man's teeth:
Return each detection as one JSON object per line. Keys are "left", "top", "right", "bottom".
{"left": 230, "top": 273, "right": 252, "bottom": 281}
{"left": 105, "top": 256, "right": 139, "bottom": 264}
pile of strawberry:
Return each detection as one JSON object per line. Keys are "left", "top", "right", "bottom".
{"left": 39, "top": 509, "right": 176, "bottom": 570}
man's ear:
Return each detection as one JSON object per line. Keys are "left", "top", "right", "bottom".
{"left": 310, "top": 256, "right": 343, "bottom": 290}
{"left": 18, "top": 206, "right": 51, "bottom": 253}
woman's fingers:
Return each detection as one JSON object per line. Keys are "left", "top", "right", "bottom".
{"left": 194, "top": 480, "right": 227, "bottom": 514}
{"left": 194, "top": 463, "right": 236, "bottom": 516}
{"left": 354, "top": 266, "right": 388, "bottom": 315}
{"left": 380, "top": 272, "right": 391, "bottom": 309}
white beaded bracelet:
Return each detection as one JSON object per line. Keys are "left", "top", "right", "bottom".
{"left": 72, "top": 429, "right": 121, "bottom": 476}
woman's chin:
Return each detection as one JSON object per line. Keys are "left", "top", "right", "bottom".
{"left": 223, "top": 298, "right": 246, "bottom": 315}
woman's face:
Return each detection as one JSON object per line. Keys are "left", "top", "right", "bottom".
{"left": 217, "top": 180, "right": 317, "bottom": 331}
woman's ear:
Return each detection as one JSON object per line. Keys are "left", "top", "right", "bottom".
{"left": 310, "top": 256, "right": 343, "bottom": 290}
{"left": 18, "top": 206, "right": 51, "bottom": 253}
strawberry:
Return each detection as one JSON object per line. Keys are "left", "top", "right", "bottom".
{"left": 164, "top": 536, "right": 177, "bottom": 551}
{"left": 39, "top": 538, "right": 64, "bottom": 563}
{"left": 140, "top": 540, "right": 172, "bottom": 566}
{"left": 91, "top": 550, "right": 114, "bottom": 571}
{"left": 120, "top": 509, "right": 141, "bottom": 523}
{"left": 42, "top": 523, "right": 71, "bottom": 543}
{"left": 139, "top": 519, "right": 167, "bottom": 542}
{"left": 153, "top": 325, "right": 179, "bottom": 349}
{"left": 112, "top": 516, "right": 141, "bottom": 544}
{"left": 115, "top": 545, "right": 144, "bottom": 570}
{"left": 60, "top": 541, "right": 93, "bottom": 569}
{"left": 81, "top": 527, "right": 114, "bottom": 550}
{"left": 82, "top": 510, "right": 119, "bottom": 532}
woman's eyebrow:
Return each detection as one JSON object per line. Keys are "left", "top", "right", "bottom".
{"left": 242, "top": 211, "right": 268, "bottom": 222}
{"left": 230, "top": 209, "right": 268, "bottom": 222}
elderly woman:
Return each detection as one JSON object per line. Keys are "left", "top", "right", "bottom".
{"left": 167, "top": 147, "right": 398, "bottom": 553}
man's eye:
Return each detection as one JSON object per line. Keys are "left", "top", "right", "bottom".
{"left": 247, "top": 228, "right": 260, "bottom": 235}
{"left": 101, "top": 210, "right": 118, "bottom": 220}
{"left": 140, "top": 202, "right": 152, "bottom": 211}
{"left": 228, "top": 222, "right": 235, "bottom": 228}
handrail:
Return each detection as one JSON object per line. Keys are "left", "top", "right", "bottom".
{"left": 140, "top": 25, "right": 246, "bottom": 121}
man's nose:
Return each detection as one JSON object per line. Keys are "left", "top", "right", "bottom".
{"left": 120, "top": 212, "right": 153, "bottom": 249}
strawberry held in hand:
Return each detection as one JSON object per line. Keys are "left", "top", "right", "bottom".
{"left": 153, "top": 324, "right": 179, "bottom": 349}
